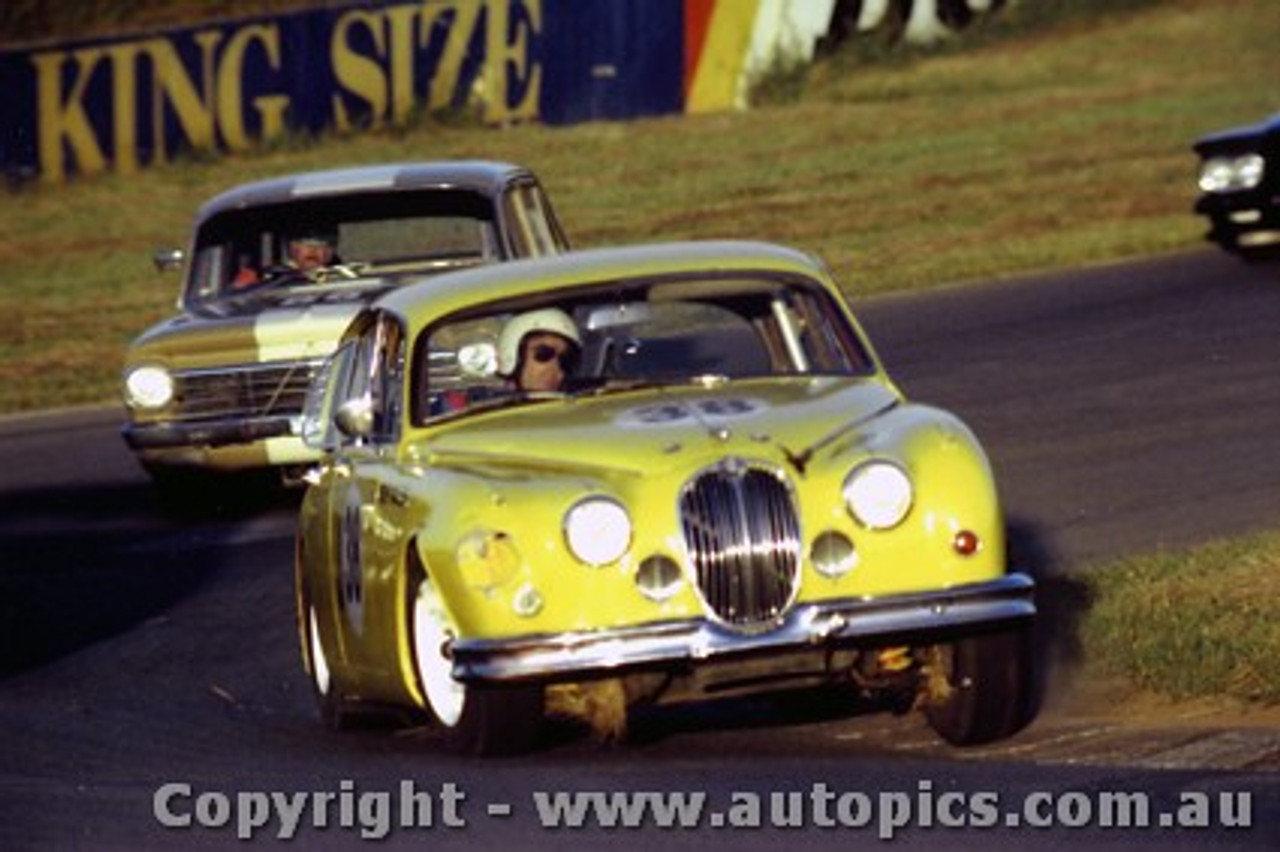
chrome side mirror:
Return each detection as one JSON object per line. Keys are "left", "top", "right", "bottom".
{"left": 153, "top": 248, "right": 185, "bottom": 272}
{"left": 334, "top": 395, "right": 374, "bottom": 440}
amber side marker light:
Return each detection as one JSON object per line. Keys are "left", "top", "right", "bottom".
{"left": 952, "top": 530, "right": 980, "bottom": 556}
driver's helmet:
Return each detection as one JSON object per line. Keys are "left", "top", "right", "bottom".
{"left": 497, "top": 308, "right": 581, "bottom": 377}
{"left": 287, "top": 224, "right": 338, "bottom": 249}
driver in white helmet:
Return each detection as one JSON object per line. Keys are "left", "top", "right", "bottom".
{"left": 498, "top": 308, "right": 581, "bottom": 393}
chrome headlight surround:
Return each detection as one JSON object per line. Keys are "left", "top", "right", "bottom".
{"left": 1198, "top": 153, "right": 1265, "bottom": 193}
{"left": 563, "top": 497, "right": 632, "bottom": 567}
{"left": 123, "top": 364, "right": 175, "bottom": 410}
{"left": 843, "top": 460, "right": 913, "bottom": 530}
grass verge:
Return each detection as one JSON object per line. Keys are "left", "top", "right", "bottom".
{"left": 1080, "top": 532, "right": 1280, "bottom": 705}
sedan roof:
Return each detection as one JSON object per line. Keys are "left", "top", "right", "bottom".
{"left": 195, "top": 160, "right": 536, "bottom": 222}
{"left": 1193, "top": 112, "right": 1280, "bottom": 152}
{"left": 376, "top": 240, "right": 833, "bottom": 324}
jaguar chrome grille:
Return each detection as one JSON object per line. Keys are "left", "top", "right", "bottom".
{"left": 172, "top": 360, "right": 322, "bottom": 421}
{"left": 679, "top": 461, "right": 801, "bottom": 628}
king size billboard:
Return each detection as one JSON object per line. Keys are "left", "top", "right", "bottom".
{"left": 1, "top": 0, "right": 995, "bottom": 182}
{"left": 0, "top": 0, "right": 685, "bottom": 181}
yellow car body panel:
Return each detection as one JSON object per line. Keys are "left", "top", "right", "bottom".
{"left": 390, "top": 382, "right": 1004, "bottom": 642}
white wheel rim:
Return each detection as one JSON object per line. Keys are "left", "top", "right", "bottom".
{"left": 414, "top": 577, "right": 466, "bottom": 727}
{"left": 308, "top": 607, "right": 331, "bottom": 697}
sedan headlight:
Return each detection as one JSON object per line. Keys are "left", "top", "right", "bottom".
{"left": 1198, "top": 153, "right": 1265, "bottom": 193}
{"left": 564, "top": 497, "right": 632, "bottom": 566}
{"left": 843, "top": 461, "right": 913, "bottom": 530}
{"left": 123, "top": 365, "right": 174, "bottom": 409}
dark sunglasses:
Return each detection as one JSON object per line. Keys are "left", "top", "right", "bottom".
{"left": 530, "top": 342, "right": 577, "bottom": 370}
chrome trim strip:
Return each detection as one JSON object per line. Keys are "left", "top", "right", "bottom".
{"left": 167, "top": 358, "right": 325, "bottom": 422}
{"left": 173, "top": 357, "right": 327, "bottom": 381}
{"left": 450, "top": 573, "right": 1035, "bottom": 684}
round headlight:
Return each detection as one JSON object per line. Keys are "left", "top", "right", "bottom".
{"left": 843, "top": 461, "right": 913, "bottom": 530}
{"left": 1199, "top": 154, "right": 1266, "bottom": 193}
{"left": 564, "top": 498, "right": 631, "bottom": 567}
{"left": 124, "top": 365, "right": 174, "bottom": 409}
{"left": 1236, "top": 153, "right": 1266, "bottom": 189}
{"left": 1198, "top": 157, "right": 1235, "bottom": 193}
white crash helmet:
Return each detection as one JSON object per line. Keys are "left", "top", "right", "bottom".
{"left": 497, "top": 308, "right": 581, "bottom": 376}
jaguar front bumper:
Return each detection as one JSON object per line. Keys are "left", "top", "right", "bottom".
{"left": 450, "top": 572, "right": 1035, "bottom": 684}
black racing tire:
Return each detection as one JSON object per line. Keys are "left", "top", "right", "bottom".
{"left": 923, "top": 626, "right": 1033, "bottom": 747}
{"left": 304, "top": 602, "right": 356, "bottom": 731}
{"left": 409, "top": 568, "right": 544, "bottom": 756}
{"left": 300, "top": 597, "right": 359, "bottom": 731}
{"left": 295, "top": 545, "right": 358, "bottom": 732}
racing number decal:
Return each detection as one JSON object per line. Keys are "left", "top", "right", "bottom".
{"left": 338, "top": 482, "right": 365, "bottom": 635}
{"left": 685, "top": 397, "right": 758, "bottom": 418}
{"left": 617, "top": 397, "right": 765, "bottom": 428}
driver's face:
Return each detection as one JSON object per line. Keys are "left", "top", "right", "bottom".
{"left": 518, "top": 333, "right": 575, "bottom": 392}
{"left": 288, "top": 239, "right": 334, "bottom": 271}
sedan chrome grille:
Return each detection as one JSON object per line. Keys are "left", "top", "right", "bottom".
{"left": 679, "top": 461, "right": 801, "bottom": 628}
{"left": 172, "top": 360, "right": 323, "bottom": 421}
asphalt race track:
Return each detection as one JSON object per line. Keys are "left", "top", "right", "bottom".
{"left": 0, "top": 249, "right": 1277, "bottom": 850}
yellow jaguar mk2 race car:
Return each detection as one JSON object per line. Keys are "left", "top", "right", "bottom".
{"left": 295, "top": 240, "right": 1036, "bottom": 755}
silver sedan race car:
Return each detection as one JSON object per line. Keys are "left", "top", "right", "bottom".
{"left": 121, "top": 160, "right": 570, "bottom": 493}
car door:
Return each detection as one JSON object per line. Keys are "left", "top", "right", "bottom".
{"left": 318, "top": 310, "right": 411, "bottom": 682}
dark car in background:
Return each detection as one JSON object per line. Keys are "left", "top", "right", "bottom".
{"left": 121, "top": 161, "right": 570, "bottom": 492}
{"left": 1193, "top": 112, "right": 1280, "bottom": 261}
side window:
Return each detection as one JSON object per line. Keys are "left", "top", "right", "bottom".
{"left": 366, "top": 314, "right": 405, "bottom": 443}
{"left": 412, "top": 313, "right": 507, "bottom": 424}
{"left": 188, "top": 242, "right": 231, "bottom": 301}
{"left": 348, "top": 313, "right": 405, "bottom": 445}
{"left": 504, "top": 183, "right": 565, "bottom": 257}
{"left": 301, "top": 338, "right": 358, "bottom": 452}
{"left": 304, "top": 312, "right": 406, "bottom": 450}
{"left": 789, "top": 288, "right": 876, "bottom": 375}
